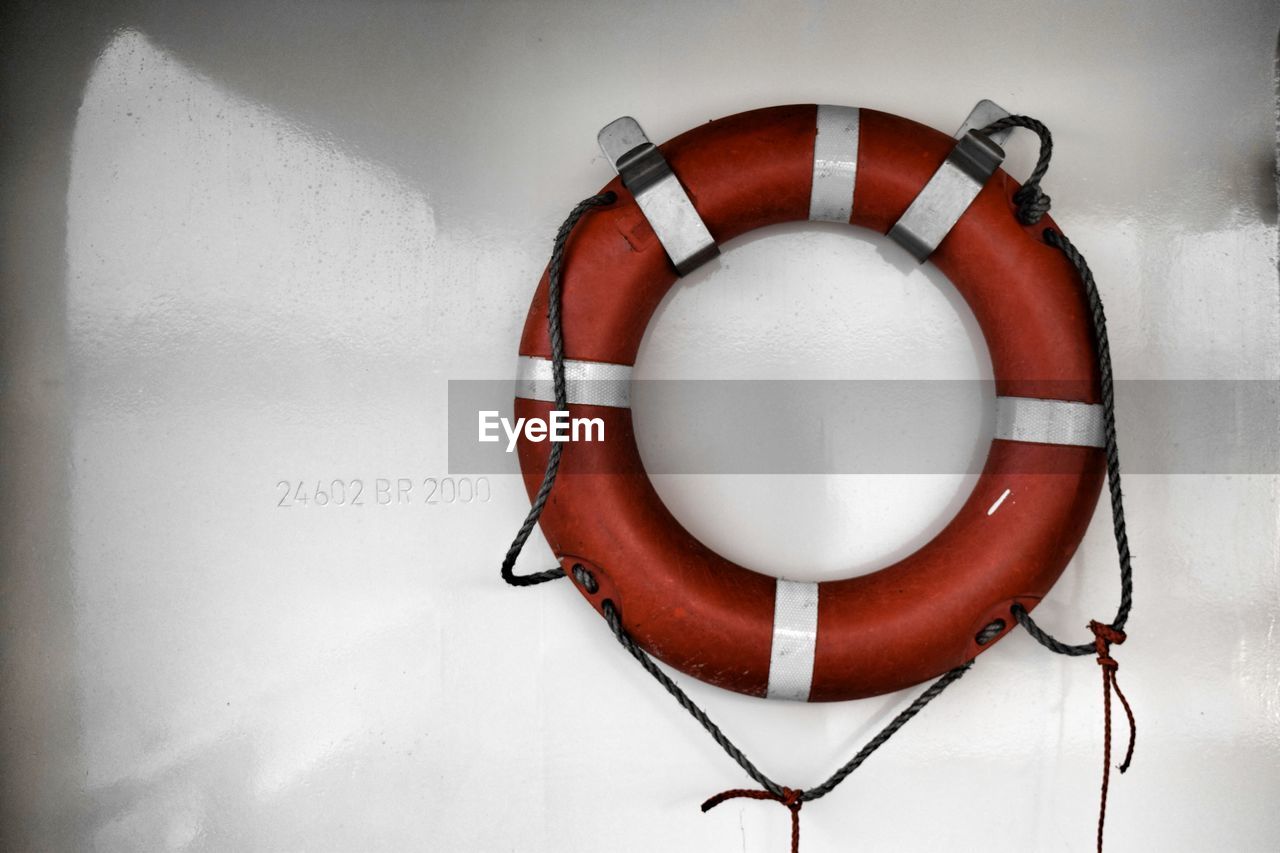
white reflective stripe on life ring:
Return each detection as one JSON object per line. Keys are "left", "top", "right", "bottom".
{"left": 996, "top": 396, "right": 1106, "bottom": 447}
{"left": 766, "top": 579, "right": 820, "bottom": 701}
{"left": 515, "top": 355, "right": 632, "bottom": 408}
{"left": 809, "top": 105, "right": 860, "bottom": 223}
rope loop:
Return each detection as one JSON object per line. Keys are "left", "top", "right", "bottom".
{"left": 978, "top": 114, "right": 1053, "bottom": 224}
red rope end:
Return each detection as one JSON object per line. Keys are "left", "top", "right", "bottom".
{"left": 1089, "top": 620, "right": 1137, "bottom": 852}
{"left": 702, "top": 787, "right": 804, "bottom": 853}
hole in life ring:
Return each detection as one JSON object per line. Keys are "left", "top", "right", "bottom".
{"left": 976, "top": 619, "right": 1007, "bottom": 646}
{"left": 631, "top": 223, "right": 995, "bottom": 583}
{"left": 571, "top": 563, "right": 598, "bottom": 594}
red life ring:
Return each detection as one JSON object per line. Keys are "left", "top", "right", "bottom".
{"left": 515, "top": 105, "right": 1104, "bottom": 702}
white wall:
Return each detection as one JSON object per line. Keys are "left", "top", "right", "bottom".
{"left": 2, "top": 2, "right": 1277, "bottom": 851}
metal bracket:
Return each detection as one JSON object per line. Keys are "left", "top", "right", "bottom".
{"left": 887, "top": 100, "right": 1012, "bottom": 262}
{"left": 955, "top": 99, "right": 1014, "bottom": 146}
{"left": 597, "top": 116, "right": 719, "bottom": 276}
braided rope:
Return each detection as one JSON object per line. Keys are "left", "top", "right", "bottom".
{"left": 975, "top": 115, "right": 1134, "bottom": 655}
{"left": 500, "top": 191, "right": 617, "bottom": 586}
{"left": 1010, "top": 227, "right": 1134, "bottom": 655}
{"left": 980, "top": 115, "right": 1053, "bottom": 224}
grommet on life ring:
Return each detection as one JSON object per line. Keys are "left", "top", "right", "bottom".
{"left": 514, "top": 103, "right": 1105, "bottom": 702}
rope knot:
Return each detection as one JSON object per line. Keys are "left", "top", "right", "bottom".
{"left": 1087, "top": 620, "right": 1137, "bottom": 852}
{"left": 1013, "top": 184, "right": 1051, "bottom": 225}
{"left": 702, "top": 787, "right": 805, "bottom": 853}
{"left": 1089, "top": 620, "right": 1126, "bottom": 667}
{"left": 979, "top": 114, "right": 1054, "bottom": 226}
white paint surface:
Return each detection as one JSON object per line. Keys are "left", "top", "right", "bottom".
{"left": 1, "top": 2, "right": 1277, "bottom": 851}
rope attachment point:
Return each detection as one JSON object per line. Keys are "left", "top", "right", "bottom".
{"left": 1089, "top": 620, "right": 1136, "bottom": 853}
{"left": 978, "top": 114, "right": 1053, "bottom": 225}
{"left": 703, "top": 788, "right": 804, "bottom": 853}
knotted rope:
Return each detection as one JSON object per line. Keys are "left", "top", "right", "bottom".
{"left": 1089, "top": 620, "right": 1136, "bottom": 852}
{"left": 703, "top": 788, "right": 804, "bottom": 853}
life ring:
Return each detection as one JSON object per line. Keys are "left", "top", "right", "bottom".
{"left": 514, "top": 105, "right": 1105, "bottom": 702}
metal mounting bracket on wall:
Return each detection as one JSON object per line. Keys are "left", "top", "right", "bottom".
{"left": 888, "top": 99, "right": 1012, "bottom": 262}
{"left": 597, "top": 116, "right": 720, "bottom": 275}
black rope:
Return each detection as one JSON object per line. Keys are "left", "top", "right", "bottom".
{"left": 500, "top": 191, "right": 617, "bottom": 586}
{"left": 801, "top": 661, "right": 972, "bottom": 801}
{"left": 602, "top": 600, "right": 784, "bottom": 797}
{"left": 1010, "top": 226, "right": 1135, "bottom": 656}
{"left": 974, "top": 115, "right": 1134, "bottom": 656}
{"left": 979, "top": 115, "right": 1053, "bottom": 225}
{"left": 604, "top": 598, "right": 973, "bottom": 803}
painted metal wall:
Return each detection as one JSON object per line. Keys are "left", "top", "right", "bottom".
{"left": 2, "top": 1, "right": 1277, "bottom": 850}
